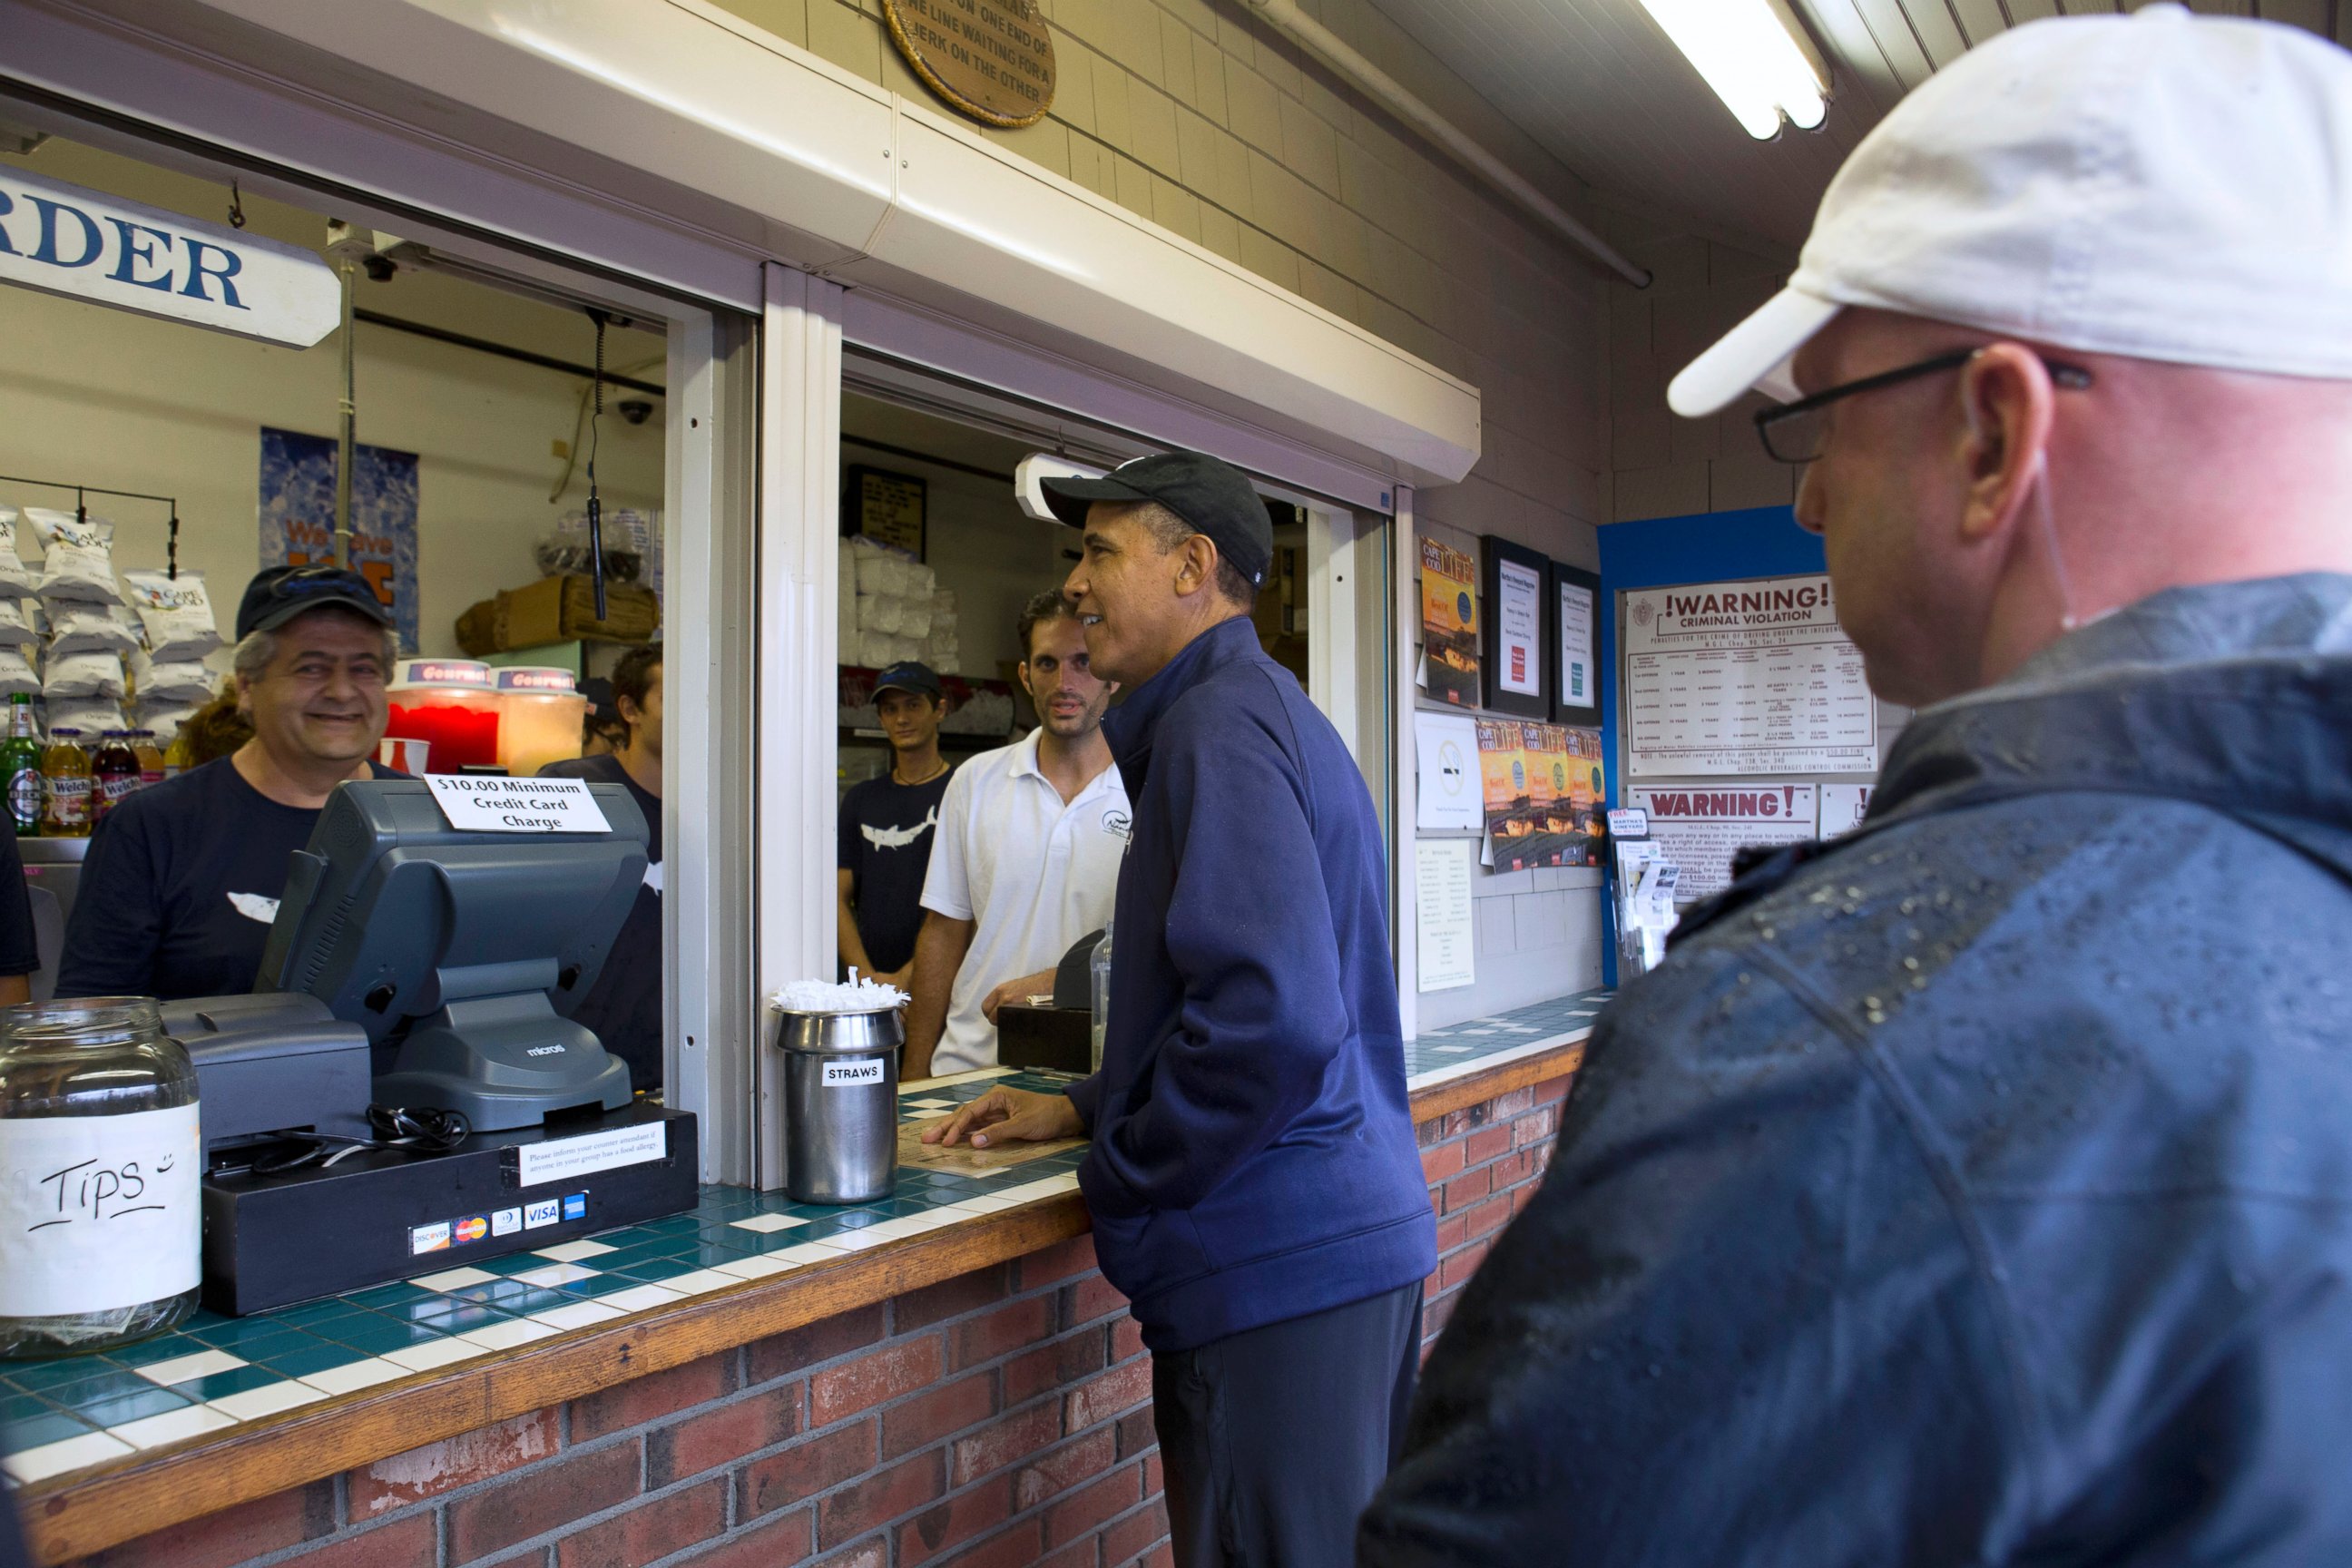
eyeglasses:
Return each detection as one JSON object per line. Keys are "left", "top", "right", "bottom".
{"left": 1754, "top": 348, "right": 2095, "bottom": 465}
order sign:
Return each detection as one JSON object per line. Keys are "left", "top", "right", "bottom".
{"left": 427, "top": 775, "right": 612, "bottom": 834}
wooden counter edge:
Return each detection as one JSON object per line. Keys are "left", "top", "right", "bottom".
{"left": 20, "top": 1043, "right": 1584, "bottom": 1563}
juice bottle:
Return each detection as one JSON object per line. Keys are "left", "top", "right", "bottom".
{"left": 92, "top": 731, "right": 140, "bottom": 822}
{"left": 130, "top": 729, "right": 165, "bottom": 789}
{"left": 41, "top": 729, "right": 92, "bottom": 837}
{"left": 162, "top": 725, "right": 191, "bottom": 780}
{"left": 1, "top": 695, "right": 41, "bottom": 837}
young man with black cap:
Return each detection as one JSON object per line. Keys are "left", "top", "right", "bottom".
{"left": 925, "top": 452, "right": 1434, "bottom": 1568}
{"left": 59, "top": 564, "right": 404, "bottom": 999}
{"left": 837, "top": 661, "right": 954, "bottom": 988}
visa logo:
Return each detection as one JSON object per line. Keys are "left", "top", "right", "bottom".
{"left": 523, "top": 1199, "right": 562, "bottom": 1230}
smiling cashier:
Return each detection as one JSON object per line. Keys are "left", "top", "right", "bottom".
{"left": 57, "top": 566, "right": 407, "bottom": 1000}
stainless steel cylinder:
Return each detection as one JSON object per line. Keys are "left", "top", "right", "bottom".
{"left": 776, "top": 1007, "right": 903, "bottom": 1204}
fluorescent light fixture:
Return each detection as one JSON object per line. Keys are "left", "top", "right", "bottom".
{"left": 1637, "top": 0, "right": 1831, "bottom": 140}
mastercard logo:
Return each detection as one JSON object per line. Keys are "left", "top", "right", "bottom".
{"left": 455, "top": 1216, "right": 489, "bottom": 1243}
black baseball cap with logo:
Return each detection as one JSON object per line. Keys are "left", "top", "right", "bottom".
{"left": 873, "top": 662, "right": 945, "bottom": 702}
{"left": 236, "top": 564, "right": 396, "bottom": 641}
{"left": 1038, "top": 450, "right": 1273, "bottom": 589}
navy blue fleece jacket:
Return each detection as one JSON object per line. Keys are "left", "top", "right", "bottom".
{"left": 1065, "top": 615, "right": 1435, "bottom": 1354}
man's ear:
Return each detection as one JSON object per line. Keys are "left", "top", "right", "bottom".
{"left": 1174, "top": 534, "right": 1220, "bottom": 600}
{"left": 1955, "top": 344, "right": 2056, "bottom": 546}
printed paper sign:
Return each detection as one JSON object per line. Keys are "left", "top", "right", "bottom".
{"left": 1818, "top": 784, "right": 1874, "bottom": 838}
{"left": 1495, "top": 558, "right": 1543, "bottom": 697}
{"left": 1622, "top": 574, "right": 1878, "bottom": 777}
{"left": 1414, "top": 838, "right": 1476, "bottom": 994}
{"left": 822, "top": 1059, "right": 887, "bottom": 1087}
{"left": 1559, "top": 580, "right": 1596, "bottom": 709}
{"left": 428, "top": 775, "right": 613, "bottom": 835}
{"left": 1418, "top": 537, "right": 1481, "bottom": 708}
{"left": 1629, "top": 783, "right": 1818, "bottom": 902}
{"left": 0, "top": 1103, "right": 201, "bottom": 1317}
{"left": 514, "top": 1121, "right": 666, "bottom": 1187}
{"left": 1413, "top": 711, "right": 1481, "bottom": 834}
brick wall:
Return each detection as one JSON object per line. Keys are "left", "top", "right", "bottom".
{"left": 64, "top": 1073, "right": 1573, "bottom": 1568}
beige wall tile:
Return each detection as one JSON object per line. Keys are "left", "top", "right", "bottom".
{"left": 1225, "top": 57, "right": 1283, "bottom": 154}
{"left": 1197, "top": 202, "right": 1242, "bottom": 263}
{"left": 1159, "top": 0, "right": 1219, "bottom": 40}
{"left": 1246, "top": 149, "right": 1317, "bottom": 254}
{"left": 1189, "top": 32, "right": 1229, "bottom": 124}
{"left": 1708, "top": 449, "right": 1798, "bottom": 513}
{"left": 1252, "top": 27, "right": 1304, "bottom": 97}
{"left": 1112, "top": 151, "right": 1155, "bottom": 217}
{"left": 1613, "top": 463, "right": 1710, "bottom": 523}
{"left": 1211, "top": 123, "right": 1254, "bottom": 214}
{"left": 1152, "top": 173, "right": 1204, "bottom": 244}
{"left": 1296, "top": 254, "right": 1359, "bottom": 323}
{"left": 1129, "top": 82, "right": 1182, "bottom": 177}
{"left": 1053, "top": 0, "right": 1110, "bottom": 43}
{"left": 721, "top": 0, "right": 808, "bottom": 46}
{"left": 1091, "top": 54, "right": 1133, "bottom": 147}
{"left": 993, "top": 115, "right": 1071, "bottom": 179}
{"left": 805, "top": 0, "right": 882, "bottom": 81}
{"left": 1175, "top": 107, "right": 1222, "bottom": 196}
{"left": 1054, "top": 42, "right": 1099, "bottom": 133}
{"left": 1278, "top": 93, "right": 1342, "bottom": 197}
{"left": 1158, "top": 12, "right": 1198, "bottom": 103}
{"left": 1108, "top": 0, "right": 1166, "bottom": 83}
{"left": 1064, "top": 133, "right": 1112, "bottom": 197}
{"left": 1238, "top": 223, "right": 1301, "bottom": 293}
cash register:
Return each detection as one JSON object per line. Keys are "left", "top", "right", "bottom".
{"left": 184, "top": 778, "right": 697, "bottom": 1314}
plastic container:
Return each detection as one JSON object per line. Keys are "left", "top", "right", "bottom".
{"left": 385, "top": 658, "right": 501, "bottom": 773}
{"left": 775, "top": 1006, "right": 902, "bottom": 1204}
{"left": 0, "top": 997, "right": 202, "bottom": 1357}
{"left": 495, "top": 666, "right": 589, "bottom": 778}
{"left": 1089, "top": 922, "right": 1113, "bottom": 1073}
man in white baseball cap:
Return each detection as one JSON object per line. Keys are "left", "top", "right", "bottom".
{"left": 1363, "top": 10, "right": 2352, "bottom": 1563}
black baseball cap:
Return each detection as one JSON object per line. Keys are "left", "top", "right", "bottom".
{"left": 874, "top": 662, "right": 944, "bottom": 702}
{"left": 1039, "top": 450, "right": 1273, "bottom": 589}
{"left": 237, "top": 564, "right": 396, "bottom": 640}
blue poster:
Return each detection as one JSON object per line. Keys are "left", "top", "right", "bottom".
{"left": 257, "top": 426, "right": 420, "bottom": 653}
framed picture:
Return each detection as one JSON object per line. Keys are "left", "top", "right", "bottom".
{"left": 842, "top": 465, "right": 927, "bottom": 560}
{"left": 1418, "top": 535, "right": 1481, "bottom": 709}
{"left": 1551, "top": 561, "right": 1602, "bottom": 728}
{"left": 1479, "top": 534, "right": 1550, "bottom": 720}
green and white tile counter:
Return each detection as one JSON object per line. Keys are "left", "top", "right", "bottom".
{"left": 2, "top": 996, "right": 1606, "bottom": 1499}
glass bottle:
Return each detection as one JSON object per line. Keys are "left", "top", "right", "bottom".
{"left": 130, "top": 730, "right": 165, "bottom": 790}
{"left": 0, "top": 997, "right": 203, "bottom": 1357}
{"left": 162, "top": 724, "right": 191, "bottom": 781}
{"left": 41, "top": 729, "right": 92, "bottom": 838}
{"left": 1, "top": 694, "right": 40, "bottom": 837}
{"left": 92, "top": 731, "right": 139, "bottom": 822}
{"left": 1089, "top": 921, "right": 1114, "bottom": 1073}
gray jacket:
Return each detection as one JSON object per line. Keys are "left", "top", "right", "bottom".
{"left": 1363, "top": 574, "right": 2352, "bottom": 1566}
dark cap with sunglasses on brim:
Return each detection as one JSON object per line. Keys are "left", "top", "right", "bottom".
{"left": 1038, "top": 449, "right": 1273, "bottom": 589}
{"left": 236, "top": 564, "right": 397, "bottom": 641}
{"left": 873, "top": 662, "right": 944, "bottom": 703}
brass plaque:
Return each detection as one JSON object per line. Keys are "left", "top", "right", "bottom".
{"left": 883, "top": 0, "right": 1056, "bottom": 129}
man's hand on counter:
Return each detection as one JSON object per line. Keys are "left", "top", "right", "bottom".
{"left": 981, "top": 968, "right": 1062, "bottom": 1025}
{"left": 924, "top": 1086, "right": 1083, "bottom": 1149}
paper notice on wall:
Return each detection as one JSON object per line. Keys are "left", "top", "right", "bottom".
{"left": 1414, "top": 710, "right": 1482, "bottom": 833}
{"left": 1558, "top": 579, "right": 1596, "bottom": 709}
{"left": 1622, "top": 574, "right": 1877, "bottom": 777}
{"left": 1415, "top": 838, "right": 1477, "bottom": 993}
{"left": 1495, "top": 557, "right": 1543, "bottom": 697}
{"left": 1628, "top": 783, "right": 1818, "bottom": 903}
{"left": 1818, "top": 784, "right": 1875, "bottom": 838}
{"left": 1419, "top": 537, "right": 1480, "bottom": 709}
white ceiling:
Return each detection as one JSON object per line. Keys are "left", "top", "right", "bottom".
{"left": 1371, "top": 0, "right": 2351, "bottom": 252}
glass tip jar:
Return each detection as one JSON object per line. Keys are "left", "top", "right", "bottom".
{"left": 0, "top": 996, "right": 202, "bottom": 1358}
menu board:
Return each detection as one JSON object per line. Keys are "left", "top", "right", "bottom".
{"left": 1629, "top": 783, "right": 1818, "bottom": 902}
{"left": 1622, "top": 574, "right": 1877, "bottom": 777}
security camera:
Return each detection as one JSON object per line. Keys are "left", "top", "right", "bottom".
{"left": 617, "top": 399, "right": 654, "bottom": 426}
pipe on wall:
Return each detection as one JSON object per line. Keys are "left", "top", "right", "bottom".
{"left": 1240, "top": 0, "right": 1652, "bottom": 289}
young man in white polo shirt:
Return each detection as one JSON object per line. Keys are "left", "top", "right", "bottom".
{"left": 901, "top": 590, "right": 1128, "bottom": 1079}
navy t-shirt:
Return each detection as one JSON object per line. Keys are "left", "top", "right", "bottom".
{"left": 538, "top": 753, "right": 662, "bottom": 1093}
{"left": 57, "top": 758, "right": 403, "bottom": 1001}
{"left": 838, "top": 769, "right": 953, "bottom": 976}
{"left": 0, "top": 832, "right": 37, "bottom": 980}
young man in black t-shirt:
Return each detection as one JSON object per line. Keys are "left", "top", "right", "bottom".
{"left": 60, "top": 565, "right": 401, "bottom": 1000}
{"left": 837, "top": 662, "right": 953, "bottom": 988}
{"left": 540, "top": 644, "right": 663, "bottom": 1093}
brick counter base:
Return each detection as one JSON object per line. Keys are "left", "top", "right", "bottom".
{"left": 61, "top": 1073, "right": 1572, "bottom": 1568}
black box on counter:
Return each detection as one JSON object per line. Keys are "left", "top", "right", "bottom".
{"left": 201, "top": 1103, "right": 698, "bottom": 1315}
{"left": 995, "top": 1004, "right": 1093, "bottom": 1075}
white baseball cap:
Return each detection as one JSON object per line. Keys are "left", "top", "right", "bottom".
{"left": 1668, "top": 5, "right": 2352, "bottom": 417}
